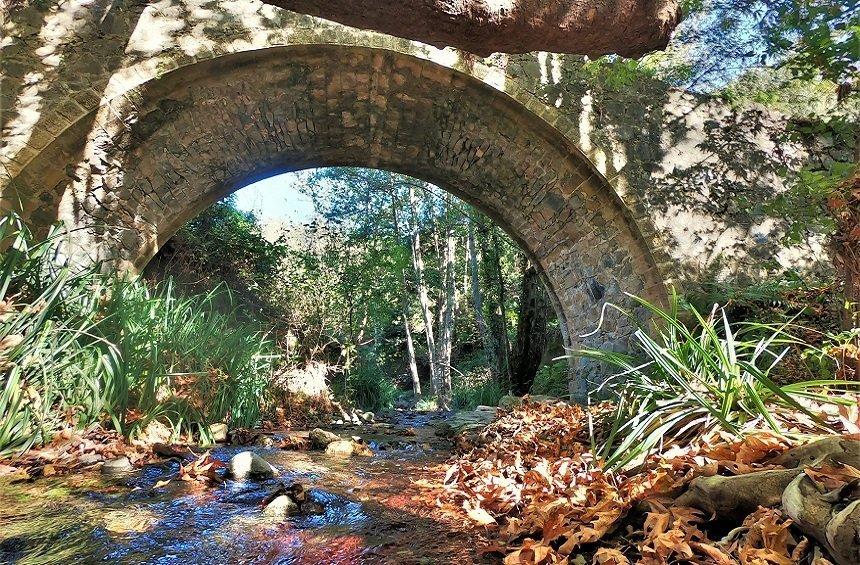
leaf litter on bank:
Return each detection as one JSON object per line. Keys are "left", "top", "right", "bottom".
{"left": 439, "top": 399, "right": 858, "bottom": 564}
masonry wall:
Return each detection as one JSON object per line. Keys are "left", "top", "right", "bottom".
{"left": 1, "top": 0, "right": 854, "bottom": 398}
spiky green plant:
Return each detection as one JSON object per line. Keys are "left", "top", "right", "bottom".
{"left": 0, "top": 215, "right": 119, "bottom": 456}
{"left": 0, "top": 213, "right": 279, "bottom": 455}
{"left": 574, "top": 290, "right": 858, "bottom": 470}
{"left": 96, "top": 278, "right": 278, "bottom": 440}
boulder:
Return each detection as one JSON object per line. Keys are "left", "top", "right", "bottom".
{"left": 228, "top": 451, "right": 278, "bottom": 480}
{"left": 325, "top": 439, "right": 373, "bottom": 457}
{"left": 262, "top": 495, "right": 299, "bottom": 519}
{"left": 309, "top": 428, "right": 341, "bottom": 449}
{"left": 209, "top": 423, "right": 228, "bottom": 443}
{"left": 101, "top": 456, "right": 133, "bottom": 475}
{"left": 138, "top": 420, "right": 172, "bottom": 444}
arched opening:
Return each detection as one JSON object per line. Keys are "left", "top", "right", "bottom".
{"left": 6, "top": 44, "right": 667, "bottom": 397}
{"left": 144, "top": 166, "right": 568, "bottom": 407}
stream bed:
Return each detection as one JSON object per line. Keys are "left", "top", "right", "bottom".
{"left": 0, "top": 414, "right": 480, "bottom": 564}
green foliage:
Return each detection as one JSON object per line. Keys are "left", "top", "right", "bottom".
{"left": 720, "top": 67, "right": 846, "bottom": 116}
{"left": 574, "top": 291, "right": 858, "bottom": 471}
{"left": 0, "top": 214, "right": 278, "bottom": 455}
{"left": 98, "top": 279, "right": 276, "bottom": 439}
{"left": 751, "top": 117, "right": 857, "bottom": 248}
{"left": 414, "top": 397, "right": 438, "bottom": 411}
{"left": 666, "top": 0, "right": 858, "bottom": 101}
{"left": 0, "top": 216, "right": 118, "bottom": 456}
{"left": 452, "top": 367, "right": 504, "bottom": 410}
{"left": 341, "top": 357, "right": 398, "bottom": 412}
{"left": 149, "top": 197, "right": 287, "bottom": 294}
{"left": 530, "top": 362, "right": 569, "bottom": 398}
{"left": 763, "top": 1, "right": 858, "bottom": 88}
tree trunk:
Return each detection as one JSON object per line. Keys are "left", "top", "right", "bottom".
{"left": 467, "top": 219, "right": 499, "bottom": 380}
{"left": 829, "top": 171, "right": 860, "bottom": 333}
{"left": 509, "top": 255, "right": 552, "bottom": 395}
{"left": 435, "top": 217, "right": 456, "bottom": 407}
{"left": 262, "top": 0, "right": 681, "bottom": 58}
{"left": 408, "top": 184, "right": 440, "bottom": 397}
{"left": 476, "top": 218, "right": 510, "bottom": 380}
{"left": 390, "top": 180, "right": 421, "bottom": 396}
{"left": 403, "top": 312, "right": 422, "bottom": 396}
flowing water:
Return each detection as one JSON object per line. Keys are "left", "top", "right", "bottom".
{"left": 0, "top": 414, "right": 478, "bottom": 564}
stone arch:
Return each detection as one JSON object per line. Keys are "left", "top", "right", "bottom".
{"left": 5, "top": 44, "right": 668, "bottom": 398}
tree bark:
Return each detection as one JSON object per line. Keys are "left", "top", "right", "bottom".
{"left": 403, "top": 312, "right": 422, "bottom": 396}
{"left": 829, "top": 171, "right": 860, "bottom": 332}
{"left": 262, "top": 0, "right": 681, "bottom": 58}
{"left": 436, "top": 213, "right": 457, "bottom": 407}
{"left": 509, "top": 256, "right": 552, "bottom": 395}
{"left": 467, "top": 219, "right": 499, "bottom": 380}
{"left": 408, "top": 184, "right": 441, "bottom": 397}
{"left": 476, "top": 218, "right": 510, "bottom": 380}
{"left": 390, "top": 179, "right": 422, "bottom": 396}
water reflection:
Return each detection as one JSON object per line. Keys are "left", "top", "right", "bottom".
{"left": 0, "top": 434, "right": 456, "bottom": 565}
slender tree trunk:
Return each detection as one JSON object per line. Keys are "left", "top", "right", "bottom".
{"left": 467, "top": 219, "right": 499, "bottom": 380}
{"left": 509, "top": 255, "right": 552, "bottom": 395}
{"left": 403, "top": 312, "right": 422, "bottom": 396}
{"left": 436, "top": 214, "right": 456, "bottom": 406}
{"left": 390, "top": 179, "right": 422, "bottom": 396}
{"left": 828, "top": 170, "right": 860, "bottom": 379}
{"left": 476, "top": 218, "right": 510, "bottom": 380}
{"left": 408, "top": 184, "right": 440, "bottom": 397}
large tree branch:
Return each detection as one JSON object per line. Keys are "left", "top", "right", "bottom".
{"left": 263, "top": 0, "right": 682, "bottom": 58}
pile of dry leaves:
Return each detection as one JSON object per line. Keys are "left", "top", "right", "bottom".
{"left": 0, "top": 425, "right": 147, "bottom": 478}
{"left": 441, "top": 400, "right": 860, "bottom": 564}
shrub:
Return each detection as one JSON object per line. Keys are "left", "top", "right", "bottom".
{"left": 343, "top": 358, "right": 398, "bottom": 412}
{"left": 452, "top": 367, "right": 504, "bottom": 409}
{"left": 0, "top": 213, "right": 278, "bottom": 455}
{"left": 530, "top": 361, "right": 569, "bottom": 397}
{"left": 574, "top": 290, "right": 859, "bottom": 470}
{"left": 0, "top": 216, "right": 118, "bottom": 456}
{"left": 98, "top": 279, "right": 277, "bottom": 439}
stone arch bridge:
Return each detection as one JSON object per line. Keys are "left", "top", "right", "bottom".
{"left": 1, "top": 1, "right": 839, "bottom": 397}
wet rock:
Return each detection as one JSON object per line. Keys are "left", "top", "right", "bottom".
{"left": 228, "top": 451, "right": 278, "bottom": 480}
{"left": 255, "top": 435, "right": 275, "bottom": 449}
{"left": 262, "top": 495, "right": 299, "bottom": 519}
{"left": 325, "top": 439, "right": 373, "bottom": 457}
{"left": 209, "top": 423, "right": 228, "bottom": 443}
{"left": 102, "top": 456, "right": 133, "bottom": 475}
{"left": 434, "top": 409, "right": 497, "bottom": 437}
{"left": 309, "top": 428, "right": 340, "bottom": 449}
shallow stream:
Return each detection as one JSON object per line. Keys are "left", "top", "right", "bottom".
{"left": 0, "top": 414, "right": 477, "bottom": 564}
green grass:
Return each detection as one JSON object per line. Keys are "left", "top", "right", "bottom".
{"left": 0, "top": 213, "right": 278, "bottom": 456}
{"left": 342, "top": 359, "right": 398, "bottom": 412}
{"left": 573, "top": 290, "right": 859, "bottom": 471}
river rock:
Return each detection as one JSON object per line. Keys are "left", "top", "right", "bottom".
{"left": 498, "top": 394, "right": 561, "bottom": 409}
{"left": 101, "top": 456, "right": 133, "bottom": 475}
{"left": 309, "top": 428, "right": 340, "bottom": 449}
{"left": 434, "top": 409, "right": 497, "bottom": 437}
{"left": 262, "top": 495, "right": 299, "bottom": 519}
{"left": 325, "top": 439, "right": 373, "bottom": 457}
{"left": 209, "top": 423, "right": 228, "bottom": 443}
{"left": 138, "top": 420, "right": 172, "bottom": 444}
{"left": 228, "top": 451, "right": 278, "bottom": 480}
{"left": 255, "top": 435, "right": 275, "bottom": 449}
